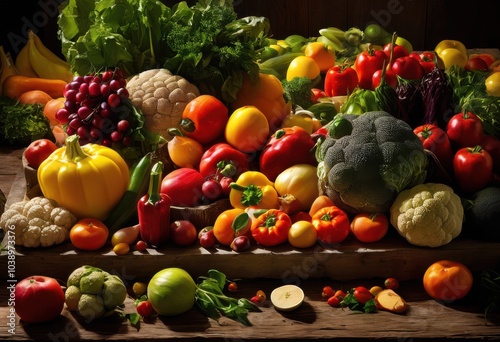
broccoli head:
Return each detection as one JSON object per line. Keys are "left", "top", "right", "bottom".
{"left": 318, "top": 111, "right": 428, "bottom": 214}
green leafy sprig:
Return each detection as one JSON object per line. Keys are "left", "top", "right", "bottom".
{"left": 195, "top": 269, "right": 260, "bottom": 326}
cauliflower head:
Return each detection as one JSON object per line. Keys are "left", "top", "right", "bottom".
{"left": 126, "top": 69, "right": 200, "bottom": 140}
{"left": 0, "top": 196, "right": 77, "bottom": 248}
{"left": 318, "top": 111, "right": 428, "bottom": 214}
{"left": 389, "top": 183, "right": 464, "bottom": 247}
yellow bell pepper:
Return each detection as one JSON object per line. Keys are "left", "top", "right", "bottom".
{"left": 232, "top": 72, "right": 292, "bottom": 131}
{"left": 37, "top": 135, "right": 130, "bottom": 221}
{"left": 229, "top": 171, "right": 279, "bottom": 210}
{"left": 485, "top": 71, "right": 500, "bottom": 97}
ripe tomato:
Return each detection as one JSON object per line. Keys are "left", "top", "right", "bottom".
{"left": 70, "top": 218, "right": 109, "bottom": 251}
{"left": 136, "top": 300, "right": 153, "bottom": 317}
{"left": 350, "top": 212, "right": 389, "bottom": 243}
{"left": 384, "top": 277, "right": 400, "bottom": 290}
{"left": 24, "top": 139, "right": 58, "bottom": 168}
{"left": 225, "top": 106, "right": 270, "bottom": 154}
{"left": 469, "top": 53, "right": 496, "bottom": 67}
{"left": 423, "top": 260, "right": 473, "bottom": 302}
{"left": 413, "top": 124, "right": 454, "bottom": 173}
{"left": 446, "top": 112, "right": 484, "bottom": 148}
{"left": 213, "top": 208, "right": 251, "bottom": 246}
{"left": 353, "top": 286, "right": 373, "bottom": 304}
{"left": 160, "top": 168, "right": 205, "bottom": 207}
{"left": 179, "top": 95, "right": 228, "bottom": 145}
{"left": 453, "top": 146, "right": 493, "bottom": 194}
{"left": 304, "top": 42, "right": 336, "bottom": 72}
{"left": 391, "top": 56, "right": 425, "bottom": 80}
{"left": 371, "top": 68, "right": 398, "bottom": 89}
{"left": 14, "top": 275, "right": 65, "bottom": 323}
{"left": 383, "top": 43, "right": 409, "bottom": 60}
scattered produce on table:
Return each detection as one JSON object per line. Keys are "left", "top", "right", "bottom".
{"left": 14, "top": 275, "right": 65, "bottom": 323}
{"left": 65, "top": 265, "right": 128, "bottom": 322}
{"left": 422, "top": 260, "right": 473, "bottom": 303}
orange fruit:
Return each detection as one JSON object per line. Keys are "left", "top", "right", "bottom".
{"left": 304, "top": 42, "right": 336, "bottom": 72}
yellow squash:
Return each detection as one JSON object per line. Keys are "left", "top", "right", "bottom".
{"left": 37, "top": 135, "right": 130, "bottom": 221}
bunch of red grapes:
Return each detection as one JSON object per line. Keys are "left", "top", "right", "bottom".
{"left": 55, "top": 68, "right": 133, "bottom": 147}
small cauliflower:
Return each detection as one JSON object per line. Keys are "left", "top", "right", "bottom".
{"left": 0, "top": 196, "right": 77, "bottom": 248}
{"left": 126, "top": 68, "right": 200, "bottom": 140}
{"left": 389, "top": 183, "right": 464, "bottom": 247}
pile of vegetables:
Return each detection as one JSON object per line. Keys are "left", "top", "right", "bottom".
{"left": 58, "top": 0, "right": 270, "bottom": 103}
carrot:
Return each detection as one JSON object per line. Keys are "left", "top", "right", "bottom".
{"left": 18, "top": 90, "right": 53, "bottom": 105}
{"left": 2, "top": 75, "right": 67, "bottom": 99}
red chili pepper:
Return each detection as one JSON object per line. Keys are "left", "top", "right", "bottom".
{"left": 137, "top": 161, "right": 172, "bottom": 247}
{"left": 324, "top": 65, "right": 358, "bottom": 96}
{"left": 354, "top": 48, "right": 387, "bottom": 90}
{"left": 199, "top": 142, "right": 250, "bottom": 179}
{"left": 311, "top": 205, "right": 350, "bottom": 245}
{"left": 259, "top": 126, "right": 317, "bottom": 181}
{"left": 250, "top": 209, "right": 292, "bottom": 247}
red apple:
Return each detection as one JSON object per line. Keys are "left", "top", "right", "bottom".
{"left": 170, "top": 220, "right": 198, "bottom": 246}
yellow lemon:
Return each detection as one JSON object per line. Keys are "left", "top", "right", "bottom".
{"left": 286, "top": 56, "right": 320, "bottom": 81}
{"left": 485, "top": 71, "right": 500, "bottom": 97}
{"left": 288, "top": 220, "right": 317, "bottom": 248}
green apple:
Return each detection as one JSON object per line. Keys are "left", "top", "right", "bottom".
{"left": 395, "top": 36, "right": 413, "bottom": 53}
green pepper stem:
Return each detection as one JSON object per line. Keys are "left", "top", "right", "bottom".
{"left": 63, "top": 134, "right": 90, "bottom": 163}
{"left": 147, "top": 161, "right": 163, "bottom": 204}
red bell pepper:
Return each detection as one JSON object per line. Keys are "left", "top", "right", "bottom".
{"left": 199, "top": 142, "right": 250, "bottom": 179}
{"left": 354, "top": 48, "right": 387, "bottom": 90}
{"left": 311, "top": 205, "right": 350, "bottom": 245}
{"left": 259, "top": 126, "right": 317, "bottom": 181}
{"left": 138, "top": 161, "right": 172, "bottom": 247}
{"left": 324, "top": 65, "right": 358, "bottom": 96}
{"left": 250, "top": 209, "right": 292, "bottom": 246}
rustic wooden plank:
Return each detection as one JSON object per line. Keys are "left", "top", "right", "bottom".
{"left": 1, "top": 279, "right": 498, "bottom": 341}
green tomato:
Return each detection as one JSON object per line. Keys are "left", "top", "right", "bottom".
{"left": 147, "top": 268, "right": 197, "bottom": 316}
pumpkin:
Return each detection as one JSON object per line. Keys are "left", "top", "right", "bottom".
{"left": 37, "top": 135, "right": 129, "bottom": 221}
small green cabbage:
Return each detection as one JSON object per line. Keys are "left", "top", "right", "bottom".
{"left": 317, "top": 111, "right": 427, "bottom": 214}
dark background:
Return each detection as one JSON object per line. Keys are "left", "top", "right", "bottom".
{"left": 1, "top": 0, "right": 499, "bottom": 62}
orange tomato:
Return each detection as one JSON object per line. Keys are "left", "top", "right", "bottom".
{"left": 212, "top": 208, "right": 251, "bottom": 246}
{"left": 43, "top": 97, "right": 65, "bottom": 126}
{"left": 468, "top": 53, "right": 495, "bottom": 67}
{"left": 225, "top": 106, "right": 270, "bottom": 153}
{"left": 18, "top": 90, "right": 53, "bottom": 105}
{"left": 304, "top": 42, "right": 336, "bottom": 72}
{"left": 308, "top": 195, "right": 334, "bottom": 217}
{"left": 70, "top": 218, "right": 109, "bottom": 251}
{"left": 350, "top": 212, "right": 389, "bottom": 243}
{"left": 423, "top": 260, "right": 473, "bottom": 303}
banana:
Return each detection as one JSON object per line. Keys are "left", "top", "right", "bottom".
{"left": 317, "top": 35, "right": 343, "bottom": 52}
{"left": 31, "top": 30, "right": 71, "bottom": 69}
{"left": 27, "top": 30, "right": 73, "bottom": 82}
{"left": 15, "top": 42, "right": 39, "bottom": 77}
{"left": 0, "top": 46, "right": 19, "bottom": 96}
{"left": 319, "top": 27, "right": 346, "bottom": 43}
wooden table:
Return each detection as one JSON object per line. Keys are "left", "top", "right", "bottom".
{"left": 0, "top": 146, "right": 499, "bottom": 341}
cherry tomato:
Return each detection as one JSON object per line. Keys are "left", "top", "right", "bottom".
{"left": 70, "top": 218, "right": 109, "bottom": 251}
{"left": 327, "top": 295, "right": 341, "bottom": 307}
{"left": 135, "top": 240, "right": 148, "bottom": 251}
{"left": 136, "top": 300, "right": 153, "bottom": 317}
{"left": 384, "top": 277, "right": 400, "bottom": 290}
{"left": 322, "top": 285, "right": 335, "bottom": 299}
{"left": 179, "top": 95, "right": 229, "bottom": 145}
{"left": 227, "top": 281, "right": 238, "bottom": 292}
{"left": 423, "top": 260, "right": 473, "bottom": 303}
{"left": 446, "top": 112, "right": 484, "bottom": 148}
{"left": 14, "top": 276, "right": 65, "bottom": 323}
{"left": 353, "top": 286, "right": 373, "bottom": 304}
{"left": 24, "top": 139, "right": 58, "bottom": 168}
{"left": 453, "top": 145, "right": 493, "bottom": 194}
